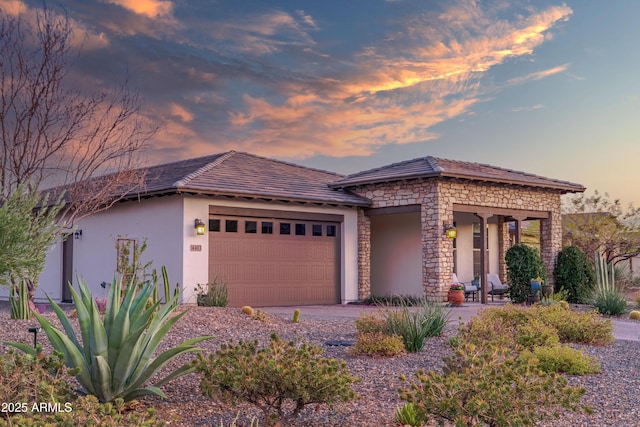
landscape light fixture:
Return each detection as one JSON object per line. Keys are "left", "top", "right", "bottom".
{"left": 195, "top": 219, "right": 206, "bottom": 235}
{"left": 444, "top": 224, "right": 457, "bottom": 239}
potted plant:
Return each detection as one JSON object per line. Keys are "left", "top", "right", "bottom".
{"left": 530, "top": 277, "right": 543, "bottom": 293}
{"left": 448, "top": 284, "right": 465, "bottom": 306}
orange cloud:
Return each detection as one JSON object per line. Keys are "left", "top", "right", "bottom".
{"left": 104, "top": 0, "right": 173, "bottom": 18}
{"left": 507, "top": 64, "right": 570, "bottom": 86}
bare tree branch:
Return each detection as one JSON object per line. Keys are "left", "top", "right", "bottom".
{"left": 0, "top": 3, "right": 156, "bottom": 226}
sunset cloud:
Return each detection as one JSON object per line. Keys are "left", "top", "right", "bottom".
{"left": 507, "top": 64, "right": 570, "bottom": 86}
{"left": 103, "top": 0, "right": 172, "bottom": 18}
{"left": 214, "top": 1, "right": 573, "bottom": 159}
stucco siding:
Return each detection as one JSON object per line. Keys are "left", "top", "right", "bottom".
{"left": 370, "top": 212, "right": 422, "bottom": 297}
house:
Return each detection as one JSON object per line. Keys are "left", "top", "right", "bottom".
{"left": 0, "top": 151, "right": 585, "bottom": 306}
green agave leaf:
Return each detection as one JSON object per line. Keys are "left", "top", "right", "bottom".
{"left": 104, "top": 277, "right": 121, "bottom": 337}
{"left": 110, "top": 322, "right": 151, "bottom": 392}
{"left": 88, "top": 301, "right": 108, "bottom": 360}
{"left": 69, "top": 282, "right": 93, "bottom": 361}
{"left": 122, "top": 385, "right": 166, "bottom": 401}
{"left": 44, "top": 293, "right": 82, "bottom": 353}
{"left": 2, "top": 340, "right": 38, "bottom": 356}
{"left": 125, "top": 337, "right": 210, "bottom": 393}
{"left": 129, "top": 309, "right": 188, "bottom": 380}
{"left": 91, "top": 355, "right": 113, "bottom": 403}
{"left": 32, "top": 311, "right": 95, "bottom": 396}
{"left": 107, "top": 304, "right": 131, "bottom": 369}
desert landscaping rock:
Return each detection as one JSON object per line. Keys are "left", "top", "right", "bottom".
{"left": 1, "top": 304, "right": 639, "bottom": 426}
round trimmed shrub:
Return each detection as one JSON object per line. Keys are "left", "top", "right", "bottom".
{"left": 505, "top": 244, "right": 546, "bottom": 304}
{"left": 553, "top": 246, "right": 595, "bottom": 304}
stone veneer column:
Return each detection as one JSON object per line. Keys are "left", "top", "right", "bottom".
{"left": 421, "top": 181, "right": 454, "bottom": 301}
{"left": 357, "top": 208, "right": 371, "bottom": 299}
{"left": 498, "top": 219, "right": 510, "bottom": 280}
{"left": 540, "top": 198, "right": 562, "bottom": 287}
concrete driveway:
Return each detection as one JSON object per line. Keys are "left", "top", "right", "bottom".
{"left": 260, "top": 302, "right": 640, "bottom": 341}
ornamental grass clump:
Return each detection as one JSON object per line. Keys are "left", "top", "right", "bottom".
{"left": 3, "top": 277, "right": 211, "bottom": 403}
{"left": 383, "top": 299, "right": 450, "bottom": 352}
{"left": 193, "top": 333, "right": 357, "bottom": 426}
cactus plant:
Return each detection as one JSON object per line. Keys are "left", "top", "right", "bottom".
{"left": 629, "top": 310, "right": 640, "bottom": 320}
{"left": 241, "top": 306, "right": 254, "bottom": 316}
{"left": 3, "top": 277, "right": 211, "bottom": 402}
{"left": 292, "top": 309, "right": 300, "bottom": 323}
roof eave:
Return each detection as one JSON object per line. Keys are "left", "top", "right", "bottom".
{"left": 330, "top": 171, "right": 585, "bottom": 194}
{"left": 120, "top": 186, "right": 371, "bottom": 207}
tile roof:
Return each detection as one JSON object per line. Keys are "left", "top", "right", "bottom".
{"left": 136, "top": 151, "right": 370, "bottom": 206}
{"left": 329, "top": 156, "right": 585, "bottom": 193}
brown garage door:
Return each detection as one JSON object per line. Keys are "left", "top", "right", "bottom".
{"left": 208, "top": 214, "right": 340, "bottom": 307}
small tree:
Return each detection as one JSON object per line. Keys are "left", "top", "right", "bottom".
{"left": 554, "top": 246, "right": 595, "bottom": 304}
{"left": 0, "top": 186, "right": 63, "bottom": 296}
{"left": 563, "top": 191, "right": 640, "bottom": 265}
{"left": 505, "top": 243, "right": 546, "bottom": 304}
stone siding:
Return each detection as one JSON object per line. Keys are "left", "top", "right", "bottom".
{"left": 351, "top": 178, "right": 563, "bottom": 301}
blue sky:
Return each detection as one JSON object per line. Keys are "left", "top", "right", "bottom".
{"left": 4, "top": 0, "right": 639, "bottom": 207}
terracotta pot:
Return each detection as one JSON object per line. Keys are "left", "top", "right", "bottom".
{"left": 448, "top": 289, "right": 465, "bottom": 306}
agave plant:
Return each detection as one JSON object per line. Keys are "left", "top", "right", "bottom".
{"left": 4, "top": 277, "right": 211, "bottom": 402}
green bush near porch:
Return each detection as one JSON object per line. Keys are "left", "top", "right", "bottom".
{"left": 505, "top": 243, "right": 546, "bottom": 304}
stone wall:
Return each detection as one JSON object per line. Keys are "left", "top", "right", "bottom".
{"left": 351, "top": 178, "right": 563, "bottom": 301}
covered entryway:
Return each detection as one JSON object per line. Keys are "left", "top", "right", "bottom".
{"left": 208, "top": 207, "right": 341, "bottom": 307}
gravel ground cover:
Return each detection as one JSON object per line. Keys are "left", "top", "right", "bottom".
{"left": 1, "top": 303, "right": 640, "bottom": 426}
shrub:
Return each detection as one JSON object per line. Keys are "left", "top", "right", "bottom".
{"left": 535, "top": 305, "right": 613, "bottom": 345}
{"left": 593, "top": 288, "right": 627, "bottom": 316}
{"left": 3, "top": 277, "right": 211, "bottom": 402}
{"left": 0, "top": 349, "right": 76, "bottom": 411}
{"left": 355, "top": 312, "right": 388, "bottom": 334}
{"left": 514, "top": 318, "right": 560, "bottom": 350}
{"left": 350, "top": 332, "right": 406, "bottom": 357}
{"left": 635, "top": 292, "right": 640, "bottom": 308}
{"left": 384, "top": 300, "right": 450, "bottom": 352}
{"left": 196, "top": 276, "right": 229, "bottom": 307}
{"left": 0, "top": 395, "right": 166, "bottom": 427}
{"left": 519, "top": 345, "right": 600, "bottom": 375}
{"left": 505, "top": 243, "right": 547, "bottom": 304}
{"left": 193, "top": 333, "right": 358, "bottom": 426}
{"left": 398, "top": 340, "right": 587, "bottom": 427}
{"left": 394, "top": 402, "right": 422, "bottom": 427}
{"left": 554, "top": 246, "right": 595, "bottom": 303}
{"left": 459, "top": 304, "right": 613, "bottom": 347}
{"left": 629, "top": 310, "right": 640, "bottom": 320}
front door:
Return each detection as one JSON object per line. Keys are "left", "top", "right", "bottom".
{"left": 61, "top": 235, "right": 73, "bottom": 302}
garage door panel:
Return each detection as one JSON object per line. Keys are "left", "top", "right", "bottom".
{"left": 209, "top": 216, "right": 339, "bottom": 307}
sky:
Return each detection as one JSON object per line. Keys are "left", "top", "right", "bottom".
{"left": 3, "top": 0, "right": 640, "bottom": 208}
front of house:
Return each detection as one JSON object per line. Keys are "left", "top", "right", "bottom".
{"left": 0, "top": 151, "right": 585, "bottom": 306}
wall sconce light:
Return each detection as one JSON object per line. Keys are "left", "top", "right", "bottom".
{"left": 74, "top": 229, "right": 82, "bottom": 240}
{"left": 194, "top": 219, "right": 206, "bottom": 235}
{"left": 444, "top": 224, "right": 457, "bottom": 239}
